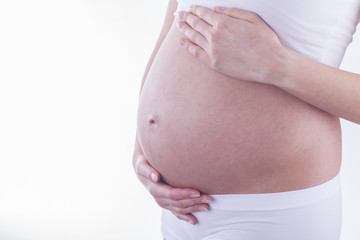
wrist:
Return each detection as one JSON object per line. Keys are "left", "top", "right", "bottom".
{"left": 266, "top": 46, "right": 296, "bottom": 88}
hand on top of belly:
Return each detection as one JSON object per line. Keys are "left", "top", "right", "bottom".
{"left": 176, "top": 5, "right": 286, "bottom": 85}
{"left": 134, "top": 155, "right": 212, "bottom": 225}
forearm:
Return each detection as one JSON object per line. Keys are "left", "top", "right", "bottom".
{"left": 174, "top": 6, "right": 360, "bottom": 124}
{"left": 273, "top": 49, "right": 360, "bottom": 124}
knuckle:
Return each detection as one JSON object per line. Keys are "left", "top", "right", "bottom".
{"left": 215, "top": 20, "right": 225, "bottom": 29}
{"left": 226, "top": 8, "right": 237, "bottom": 16}
{"left": 211, "top": 57, "right": 222, "bottom": 70}
{"left": 179, "top": 205, "right": 197, "bottom": 215}
{"left": 246, "top": 12, "right": 258, "bottom": 22}
{"left": 183, "top": 27, "right": 190, "bottom": 37}
{"left": 246, "top": 14, "right": 255, "bottom": 22}
{"left": 164, "top": 191, "right": 171, "bottom": 199}
{"left": 166, "top": 190, "right": 177, "bottom": 200}
{"left": 214, "top": 17, "right": 227, "bottom": 29}
{"left": 192, "top": 5, "right": 200, "bottom": 14}
{"left": 190, "top": 205, "right": 201, "bottom": 213}
{"left": 135, "top": 156, "right": 149, "bottom": 175}
{"left": 192, "top": 34, "right": 201, "bottom": 45}
{"left": 192, "top": 18, "right": 201, "bottom": 28}
{"left": 134, "top": 156, "right": 142, "bottom": 172}
{"left": 173, "top": 201, "right": 183, "bottom": 208}
{"left": 188, "top": 30, "right": 197, "bottom": 42}
{"left": 194, "top": 6, "right": 201, "bottom": 15}
{"left": 175, "top": 207, "right": 188, "bottom": 215}
{"left": 209, "top": 31, "right": 220, "bottom": 43}
{"left": 203, "top": 11, "right": 210, "bottom": 20}
{"left": 185, "top": 30, "right": 196, "bottom": 43}
{"left": 192, "top": 47, "right": 200, "bottom": 58}
{"left": 137, "top": 154, "right": 146, "bottom": 163}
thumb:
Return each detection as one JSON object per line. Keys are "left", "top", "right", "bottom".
{"left": 135, "top": 155, "right": 160, "bottom": 182}
{"left": 214, "top": 6, "right": 259, "bottom": 23}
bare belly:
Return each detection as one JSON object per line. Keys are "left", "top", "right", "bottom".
{"left": 137, "top": 22, "right": 342, "bottom": 194}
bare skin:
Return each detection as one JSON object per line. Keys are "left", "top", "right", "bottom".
{"left": 133, "top": 1, "right": 347, "bottom": 225}
{"left": 137, "top": 16, "right": 341, "bottom": 193}
{"left": 178, "top": 6, "right": 360, "bottom": 124}
{"left": 133, "top": 1, "right": 212, "bottom": 225}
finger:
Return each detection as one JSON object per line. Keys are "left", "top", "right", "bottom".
{"left": 178, "top": 11, "right": 212, "bottom": 40}
{"left": 138, "top": 174, "right": 163, "bottom": 192}
{"left": 170, "top": 194, "right": 212, "bottom": 208}
{"left": 214, "top": 6, "right": 260, "bottom": 23}
{"left": 168, "top": 202, "right": 210, "bottom": 215}
{"left": 178, "top": 37, "right": 210, "bottom": 66}
{"left": 173, "top": 212, "right": 198, "bottom": 225}
{"left": 163, "top": 193, "right": 212, "bottom": 215}
{"left": 174, "top": 213, "right": 198, "bottom": 225}
{"left": 189, "top": 5, "right": 222, "bottom": 26}
{"left": 156, "top": 193, "right": 212, "bottom": 211}
{"left": 165, "top": 184, "right": 204, "bottom": 200}
{"left": 135, "top": 155, "right": 160, "bottom": 182}
{"left": 176, "top": 20, "right": 208, "bottom": 50}
{"left": 139, "top": 175, "right": 201, "bottom": 200}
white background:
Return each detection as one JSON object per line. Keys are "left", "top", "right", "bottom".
{"left": 0, "top": 0, "right": 359, "bottom": 239}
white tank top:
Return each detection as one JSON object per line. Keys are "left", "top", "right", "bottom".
{"left": 175, "top": 0, "right": 360, "bottom": 68}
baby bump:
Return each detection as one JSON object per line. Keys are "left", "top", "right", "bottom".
{"left": 136, "top": 23, "right": 341, "bottom": 194}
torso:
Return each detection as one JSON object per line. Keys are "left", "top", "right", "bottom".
{"left": 136, "top": 0, "right": 360, "bottom": 194}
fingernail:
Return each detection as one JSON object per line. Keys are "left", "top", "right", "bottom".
{"left": 215, "top": 6, "right": 226, "bottom": 12}
{"left": 178, "top": 11, "right": 186, "bottom": 20}
{"left": 199, "top": 206, "right": 208, "bottom": 211}
{"left": 190, "top": 193, "right": 201, "bottom": 198}
{"left": 188, "top": 220, "right": 196, "bottom": 225}
{"left": 151, "top": 173, "right": 158, "bottom": 182}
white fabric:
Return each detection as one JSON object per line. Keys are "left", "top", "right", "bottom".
{"left": 161, "top": 174, "right": 342, "bottom": 240}
{"left": 175, "top": 0, "right": 360, "bottom": 67}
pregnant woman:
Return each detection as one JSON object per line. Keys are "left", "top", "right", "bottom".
{"left": 133, "top": 0, "right": 360, "bottom": 239}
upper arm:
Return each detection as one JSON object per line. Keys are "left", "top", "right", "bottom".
{"left": 161, "top": 0, "right": 178, "bottom": 37}
{"left": 139, "top": 0, "right": 178, "bottom": 93}
{"left": 151, "top": 0, "right": 178, "bottom": 56}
